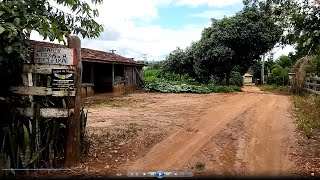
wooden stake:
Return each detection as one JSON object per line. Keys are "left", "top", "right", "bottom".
{"left": 65, "top": 36, "right": 82, "bottom": 166}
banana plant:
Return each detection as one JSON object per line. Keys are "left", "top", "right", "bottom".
{"left": 0, "top": 93, "right": 85, "bottom": 177}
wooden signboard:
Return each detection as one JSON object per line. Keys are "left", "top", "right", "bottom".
{"left": 34, "top": 47, "right": 76, "bottom": 65}
{"left": 51, "top": 69, "right": 75, "bottom": 91}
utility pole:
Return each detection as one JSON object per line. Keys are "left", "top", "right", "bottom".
{"left": 261, "top": 54, "right": 265, "bottom": 84}
{"left": 110, "top": 49, "right": 116, "bottom": 54}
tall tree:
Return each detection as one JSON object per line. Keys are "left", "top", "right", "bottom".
{"left": 193, "top": 0, "right": 282, "bottom": 84}
{"left": 161, "top": 45, "right": 197, "bottom": 78}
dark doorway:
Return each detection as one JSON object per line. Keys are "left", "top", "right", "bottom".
{"left": 93, "top": 63, "right": 113, "bottom": 93}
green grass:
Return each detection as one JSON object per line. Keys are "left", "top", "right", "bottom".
{"left": 259, "top": 84, "right": 278, "bottom": 91}
{"left": 292, "top": 95, "right": 320, "bottom": 138}
{"left": 259, "top": 84, "right": 290, "bottom": 94}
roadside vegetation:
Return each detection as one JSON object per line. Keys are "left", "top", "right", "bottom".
{"left": 142, "top": 69, "right": 242, "bottom": 93}
{"left": 292, "top": 95, "right": 320, "bottom": 138}
{"left": 259, "top": 84, "right": 290, "bottom": 94}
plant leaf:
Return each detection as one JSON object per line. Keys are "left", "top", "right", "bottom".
{"left": 4, "top": 46, "right": 13, "bottom": 54}
{"left": 23, "top": 125, "right": 29, "bottom": 152}
{"left": 29, "top": 148, "right": 44, "bottom": 165}
{"left": 0, "top": 25, "right": 5, "bottom": 35}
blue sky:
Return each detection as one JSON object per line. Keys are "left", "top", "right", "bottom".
{"left": 31, "top": 0, "right": 294, "bottom": 61}
{"left": 136, "top": 4, "right": 243, "bottom": 29}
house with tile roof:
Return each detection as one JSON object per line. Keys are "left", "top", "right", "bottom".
{"left": 28, "top": 40, "right": 145, "bottom": 97}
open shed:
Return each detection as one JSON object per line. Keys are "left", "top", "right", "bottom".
{"left": 28, "top": 40, "right": 144, "bottom": 97}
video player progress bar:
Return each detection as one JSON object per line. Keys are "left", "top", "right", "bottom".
{"left": 2, "top": 168, "right": 71, "bottom": 171}
{"left": 127, "top": 171, "right": 193, "bottom": 178}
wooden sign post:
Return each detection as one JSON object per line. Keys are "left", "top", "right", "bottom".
{"left": 65, "top": 36, "right": 82, "bottom": 166}
{"left": 9, "top": 36, "right": 82, "bottom": 167}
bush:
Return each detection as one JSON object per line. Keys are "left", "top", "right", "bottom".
{"left": 161, "top": 73, "right": 200, "bottom": 85}
{"left": 143, "top": 69, "right": 160, "bottom": 83}
{"left": 229, "top": 71, "right": 243, "bottom": 87}
{"left": 144, "top": 80, "right": 242, "bottom": 94}
{"left": 144, "top": 80, "right": 211, "bottom": 93}
{"left": 267, "top": 65, "right": 290, "bottom": 86}
{"left": 143, "top": 69, "right": 160, "bottom": 78}
{"left": 142, "top": 70, "right": 242, "bottom": 94}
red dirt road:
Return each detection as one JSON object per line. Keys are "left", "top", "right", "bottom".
{"left": 121, "top": 86, "right": 297, "bottom": 176}
{"left": 65, "top": 85, "right": 300, "bottom": 177}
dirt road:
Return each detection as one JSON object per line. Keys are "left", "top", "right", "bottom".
{"left": 75, "top": 85, "right": 298, "bottom": 177}
{"left": 122, "top": 86, "right": 297, "bottom": 176}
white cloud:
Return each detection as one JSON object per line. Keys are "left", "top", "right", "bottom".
{"left": 30, "top": 0, "right": 243, "bottom": 60}
{"left": 273, "top": 45, "right": 296, "bottom": 59}
{"left": 190, "top": 10, "right": 234, "bottom": 19}
{"left": 81, "top": 23, "right": 205, "bottom": 60}
{"left": 31, "top": 0, "right": 211, "bottom": 60}
{"left": 176, "top": 0, "right": 243, "bottom": 7}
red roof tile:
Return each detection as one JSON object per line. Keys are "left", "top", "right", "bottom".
{"left": 28, "top": 40, "right": 144, "bottom": 65}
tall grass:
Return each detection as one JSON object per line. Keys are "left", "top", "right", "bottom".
{"left": 259, "top": 84, "right": 290, "bottom": 94}
{"left": 292, "top": 95, "right": 320, "bottom": 138}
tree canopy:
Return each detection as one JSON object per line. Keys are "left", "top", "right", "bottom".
{"left": 0, "top": 0, "right": 104, "bottom": 95}
{"left": 276, "top": 0, "right": 320, "bottom": 58}
{"left": 162, "top": 0, "right": 283, "bottom": 84}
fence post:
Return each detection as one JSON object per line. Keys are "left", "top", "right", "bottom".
{"left": 65, "top": 36, "right": 82, "bottom": 166}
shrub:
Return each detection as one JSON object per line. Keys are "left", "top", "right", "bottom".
{"left": 143, "top": 69, "right": 160, "bottom": 83}
{"left": 143, "top": 69, "right": 160, "bottom": 78}
{"left": 142, "top": 70, "right": 242, "bottom": 94}
{"left": 267, "top": 65, "right": 290, "bottom": 86}
{"left": 144, "top": 80, "right": 242, "bottom": 94}
{"left": 229, "top": 71, "right": 243, "bottom": 87}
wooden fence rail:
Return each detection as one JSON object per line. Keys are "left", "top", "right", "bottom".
{"left": 305, "top": 76, "right": 320, "bottom": 95}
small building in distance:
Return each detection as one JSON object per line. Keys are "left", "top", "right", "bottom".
{"left": 243, "top": 73, "right": 253, "bottom": 84}
{"left": 28, "top": 40, "right": 145, "bottom": 97}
